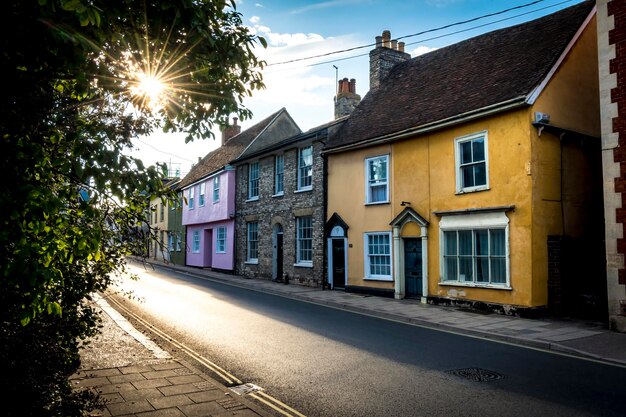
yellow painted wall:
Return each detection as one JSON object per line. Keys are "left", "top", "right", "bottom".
{"left": 326, "top": 15, "right": 600, "bottom": 309}
{"left": 530, "top": 16, "right": 600, "bottom": 306}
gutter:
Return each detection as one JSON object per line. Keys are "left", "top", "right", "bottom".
{"left": 322, "top": 96, "right": 528, "bottom": 154}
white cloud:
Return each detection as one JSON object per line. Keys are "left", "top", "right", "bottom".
{"left": 249, "top": 15, "right": 260, "bottom": 24}
{"left": 411, "top": 45, "right": 438, "bottom": 56}
{"left": 255, "top": 3, "right": 264, "bottom": 7}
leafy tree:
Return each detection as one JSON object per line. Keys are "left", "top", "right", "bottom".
{"left": 0, "top": 1, "right": 265, "bottom": 416}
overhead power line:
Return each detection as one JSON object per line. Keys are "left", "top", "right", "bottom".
{"left": 265, "top": 0, "right": 574, "bottom": 68}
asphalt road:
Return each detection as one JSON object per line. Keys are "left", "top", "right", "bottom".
{"left": 111, "top": 263, "right": 626, "bottom": 417}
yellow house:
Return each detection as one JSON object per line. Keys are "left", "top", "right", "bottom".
{"left": 148, "top": 177, "right": 180, "bottom": 262}
{"left": 325, "top": 1, "right": 604, "bottom": 317}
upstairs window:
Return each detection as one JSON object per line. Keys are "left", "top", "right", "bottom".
{"left": 365, "top": 155, "right": 389, "bottom": 204}
{"left": 275, "top": 154, "right": 284, "bottom": 195}
{"left": 248, "top": 162, "right": 259, "bottom": 200}
{"left": 298, "top": 145, "right": 313, "bottom": 191}
{"left": 188, "top": 187, "right": 195, "bottom": 209}
{"left": 199, "top": 182, "right": 205, "bottom": 206}
{"left": 160, "top": 203, "right": 164, "bottom": 221}
{"left": 213, "top": 176, "right": 220, "bottom": 203}
{"left": 455, "top": 132, "right": 488, "bottom": 193}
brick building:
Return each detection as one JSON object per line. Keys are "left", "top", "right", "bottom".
{"left": 598, "top": 0, "right": 626, "bottom": 331}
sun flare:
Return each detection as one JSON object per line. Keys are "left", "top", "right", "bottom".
{"left": 130, "top": 72, "right": 167, "bottom": 110}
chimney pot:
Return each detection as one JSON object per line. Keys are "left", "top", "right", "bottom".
{"left": 398, "top": 42, "right": 405, "bottom": 52}
{"left": 382, "top": 30, "right": 391, "bottom": 48}
{"left": 375, "top": 35, "right": 383, "bottom": 48}
{"left": 233, "top": 117, "right": 238, "bottom": 126}
{"left": 391, "top": 40, "right": 398, "bottom": 50}
{"left": 349, "top": 78, "right": 356, "bottom": 93}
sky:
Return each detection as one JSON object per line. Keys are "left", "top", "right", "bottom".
{"left": 129, "top": 0, "right": 588, "bottom": 178}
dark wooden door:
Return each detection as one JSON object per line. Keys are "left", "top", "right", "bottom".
{"left": 332, "top": 239, "right": 345, "bottom": 288}
{"left": 404, "top": 238, "right": 422, "bottom": 297}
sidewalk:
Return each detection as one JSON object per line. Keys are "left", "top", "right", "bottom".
{"left": 138, "top": 257, "right": 626, "bottom": 367}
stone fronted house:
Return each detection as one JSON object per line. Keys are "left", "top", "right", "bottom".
{"left": 233, "top": 114, "right": 348, "bottom": 287}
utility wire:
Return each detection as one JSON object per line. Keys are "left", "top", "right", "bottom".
{"left": 262, "top": 0, "right": 576, "bottom": 72}
{"left": 265, "top": 0, "right": 578, "bottom": 67}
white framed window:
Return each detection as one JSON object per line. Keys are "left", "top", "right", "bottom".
{"left": 296, "top": 216, "right": 313, "bottom": 265}
{"left": 192, "top": 230, "right": 200, "bottom": 253}
{"left": 176, "top": 232, "right": 182, "bottom": 252}
{"left": 160, "top": 203, "right": 165, "bottom": 221}
{"left": 439, "top": 211, "right": 510, "bottom": 288}
{"left": 199, "top": 182, "right": 206, "bottom": 206}
{"left": 247, "top": 222, "right": 259, "bottom": 262}
{"left": 275, "top": 154, "right": 284, "bottom": 195}
{"left": 248, "top": 162, "right": 259, "bottom": 200}
{"left": 364, "top": 232, "right": 392, "bottom": 280}
{"left": 168, "top": 232, "right": 174, "bottom": 251}
{"left": 188, "top": 187, "right": 195, "bottom": 209}
{"left": 213, "top": 176, "right": 220, "bottom": 203}
{"left": 455, "top": 131, "right": 489, "bottom": 193}
{"left": 216, "top": 226, "right": 226, "bottom": 253}
{"left": 298, "top": 145, "right": 313, "bottom": 191}
{"left": 365, "top": 155, "right": 389, "bottom": 204}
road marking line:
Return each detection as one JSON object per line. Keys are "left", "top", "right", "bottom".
{"left": 256, "top": 391, "right": 308, "bottom": 417}
{"left": 106, "top": 294, "right": 242, "bottom": 385}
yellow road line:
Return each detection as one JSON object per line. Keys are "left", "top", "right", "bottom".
{"left": 255, "top": 391, "right": 308, "bottom": 417}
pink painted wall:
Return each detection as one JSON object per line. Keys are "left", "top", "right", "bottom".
{"left": 183, "top": 170, "right": 236, "bottom": 271}
{"left": 186, "top": 220, "right": 235, "bottom": 270}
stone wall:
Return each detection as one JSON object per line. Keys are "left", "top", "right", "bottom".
{"left": 235, "top": 140, "right": 326, "bottom": 287}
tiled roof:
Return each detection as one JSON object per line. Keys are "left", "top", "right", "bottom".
{"left": 325, "top": 1, "right": 594, "bottom": 150}
{"left": 179, "top": 108, "right": 287, "bottom": 188}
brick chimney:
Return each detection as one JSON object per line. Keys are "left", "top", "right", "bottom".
{"left": 334, "top": 77, "right": 361, "bottom": 119}
{"left": 221, "top": 117, "right": 241, "bottom": 145}
{"left": 369, "top": 30, "right": 411, "bottom": 92}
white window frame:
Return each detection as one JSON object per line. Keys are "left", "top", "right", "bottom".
{"left": 295, "top": 216, "right": 313, "bottom": 266}
{"left": 168, "top": 232, "right": 174, "bottom": 251}
{"left": 176, "top": 233, "right": 182, "bottom": 252}
{"left": 363, "top": 232, "right": 393, "bottom": 281}
{"left": 199, "top": 182, "right": 206, "bottom": 207}
{"left": 439, "top": 211, "right": 510, "bottom": 289}
{"left": 246, "top": 222, "right": 259, "bottom": 263}
{"left": 192, "top": 230, "right": 200, "bottom": 253}
{"left": 216, "top": 226, "right": 226, "bottom": 253}
{"left": 248, "top": 162, "right": 259, "bottom": 200}
{"left": 297, "top": 145, "right": 313, "bottom": 191}
{"left": 365, "top": 155, "right": 389, "bottom": 204}
{"left": 274, "top": 154, "right": 284, "bottom": 196}
{"left": 188, "top": 187, "right": 195, "bottom": 209}
{"left": 455, "top": 131, "right": 489, "bottom": 193}
{"left": 213, "top": 176, "right": 220, "bottom": 203}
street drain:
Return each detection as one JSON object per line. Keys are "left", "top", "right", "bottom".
{"left": 230, "top": 383, "right": 264, "bottom": 396}
{"left": 447, "top": 367, "right": 503, "bottom": 382}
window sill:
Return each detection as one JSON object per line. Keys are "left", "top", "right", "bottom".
{"left": 364, "top": 276, "right": 393, "bottom": 282}
{"left": 246, "top": 197, "right": 259, "bottom": 202}
{"left": 213, "top": 201, "right": 220, "bottom": 204}
{"left": 216, "top": 251, "right": 226, "bottom": 254}
{"left": 191, "top": 251, "right": 200, "bottom": 254}
{"left": 272, "top": 192, "right": 284, "bottom": 198}
{"left": 295, "top": 187, "right": 312, "bottom": 193}
{"left": 439, "top": 281, "right": 511, "bottom": 290}
{"left": 294, "top": 262, "right": 313, "bottom": 268}
{"left": 455, "top": 186, "right": 490, "bottom": 195}
{"left": 245, "top": 260, "right": 258, "bottom": 265}
{"left": 364, "top": 201, "right": 389, "bottom": 206}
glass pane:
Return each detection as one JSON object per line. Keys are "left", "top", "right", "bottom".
{"left": 472, "top": 138, "right": 485, "bottom": 161}
{"left": 490, "top": 229, "right": 505, "bottom": 256}
{"left": 458, "top": 231, "right": 472, "bottom": 255}
{"left": 444, "top": 257, "right": 457, "bottom": 281}
{"left": 461, "top": 141, "right": 472, "bottom": 164}
{"left": 370, "top": 184, "right": 387, "bottom": 202}
{"left": 474, "top": 163, "right": 486, "bottom": 186}
{"left": 475, "top": 230, "right": 488, "bottom": 255}
{"left": 462, "top": 166, "right": 474, "bottom": 188}
{"left": 491, "top": 258, "right": 506, "bottom": 283}
{"left": 444, "top": 231, "right": 457, "bottom": 255}
{"left": 476, "top": 258, "right": 489, "bottom": 282}
{"left": 459, "top": 256, "right": 473, "bottom": 282}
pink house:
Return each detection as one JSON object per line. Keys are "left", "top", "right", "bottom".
{"left": 180, "top": 109, "right": 301, "bottom": 271}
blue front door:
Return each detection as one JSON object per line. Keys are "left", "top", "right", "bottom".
{"left": 404, "top": 238, "right": 422, "bottom": 298}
